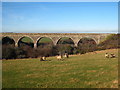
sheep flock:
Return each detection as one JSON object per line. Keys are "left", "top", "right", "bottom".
{"left": 40, "top": 52, "right": 116, "bottom": 61}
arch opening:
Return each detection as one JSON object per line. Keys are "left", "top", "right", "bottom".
{"left": 37, "top": 37, "right": 53, "bottom": 48}
{"left": 57, "top": 37, "right": 74, "bottom": 45}
{"left": 77, "top": 37, "right": 97, "bottom": 54}
{"left": 36, "top": 37, "right": 56, "bottom": 57}
{"left": 18, "top": 37, "right": 34, "bottom": 48}
{"left": 2, "top": 37, "right": 15, "bottom": 47}
{"left": 56, "top": 37, "right": 75, "bottom": 55}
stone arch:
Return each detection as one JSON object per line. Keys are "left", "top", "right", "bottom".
{"left": 17, "top": 36, "right": 34, "bottom": 48}
{"left": 2, "top": 36, "right": 15, "bottom": 46}
{"left": 77, "top": 37, "right": 97, "bottom": 52}
{"left": 36, "top": 37, "right": 54, "bottom": 47}
{"left": 56, "top": 37, "right": 75, "bottom": 55}
{"left": 77, "top": 36, "right": 98, "bottom": 45}
{"left": 56, "top": 37, "right": 75, "bottom": 45}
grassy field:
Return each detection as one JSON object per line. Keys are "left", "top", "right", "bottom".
{"left": 38, "top": 37, "right": 53, "bottom": 43}
{"left": 21, "top": 37, "right": 33, "bottom": 43}
{"left": 2, "top": 49, "right": 118, "bottom": 88}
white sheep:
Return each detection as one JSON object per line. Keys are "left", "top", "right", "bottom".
{"left": 57, "top": 55, "right": 62, "bottom": 60}
{"left": 42, "top": 56, "right": 46, "bottom": 60}
{"left": 64, "top": 53, "right": 69, "bottom": 58}
{"left": 40, "top": 56, "right": 46, "bottom": 61}
{"left": 105, "top": 53, "right": 109, "bottom": 58}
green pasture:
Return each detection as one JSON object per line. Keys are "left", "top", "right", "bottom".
{"left": 2, "top": 49, "right": 118, "bottom": 88}
{"left": 38, "top": 37, "right": 53, "bottom": 43}
{"left": 21, "top": 37, "right": 33, "bottom": 43}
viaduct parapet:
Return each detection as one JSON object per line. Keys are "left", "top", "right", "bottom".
{"left": 1, "top": 33, "right": 111, "bottom": 48}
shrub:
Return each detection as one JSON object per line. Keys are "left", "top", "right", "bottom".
{"left": 36, "top": 45, "right": 56, "bottom": 57}
{"left": 98, "top": 34, "right": 120, "bottom": 50}
{"left": 78, "top": 38, "right": 97, "bottom": 53}
{"left": 73, "top": 47, "right": 79, "bottom": 54}
{"left": 15, "top": 47, "right": 27, "bottom": 59}
{"left": 2, "top": 45, "right": 16, "bottom": 59}
{"left": 56, "top": 44, "right": 74, "bottom": 55}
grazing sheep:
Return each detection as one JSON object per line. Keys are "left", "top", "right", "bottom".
{"left": 105, "top": 53, "right": 109, "bottom": 58}
{"left": 57, "top": 55, "right": 62, "bottom": 60}
{"left": 42, "top": 56, "right": 46, "bottom": 60}
{"left": 110, "top": 53, "right": 116, "bottom": 58}
{"left": 40, "top": 56, "right": 46, "bottom": 61}
{"left": 40, "top": 57, "right": 43, "bottom": 61}
{"left": 64, "top": 53, "right": 69, "bottom": 58}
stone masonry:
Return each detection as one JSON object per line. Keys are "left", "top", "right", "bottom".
{"left": 1, "top": 33, "right": 111, "bottom": 48}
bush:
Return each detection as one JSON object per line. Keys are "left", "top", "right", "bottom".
{"left": 73, "top": 47, "right": 79, "bottom": 54}
{"left": 15, "top": 47, "right": 27, "bottom": 59}
{"left": 77, "top": 38, "right": 97, "bottom": 53}
{"left": 37, "top": 45, "right": 58, "bottom": 57}
{"left": 98, "top": 34, "right": 120, "bottom": 50}
{"left": 2, "top": 45, "right": 16, "bottom": 59}
{"left": 56, "top": 44, "right": 74, "bottom": 55}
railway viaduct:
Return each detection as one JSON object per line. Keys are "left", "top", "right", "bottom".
{"left": 1, "top": 33, "right": 111, "bottom": 48}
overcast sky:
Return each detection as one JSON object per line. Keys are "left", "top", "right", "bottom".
{"left": 2, "top": 2, "right": 118, "bottom": 33}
